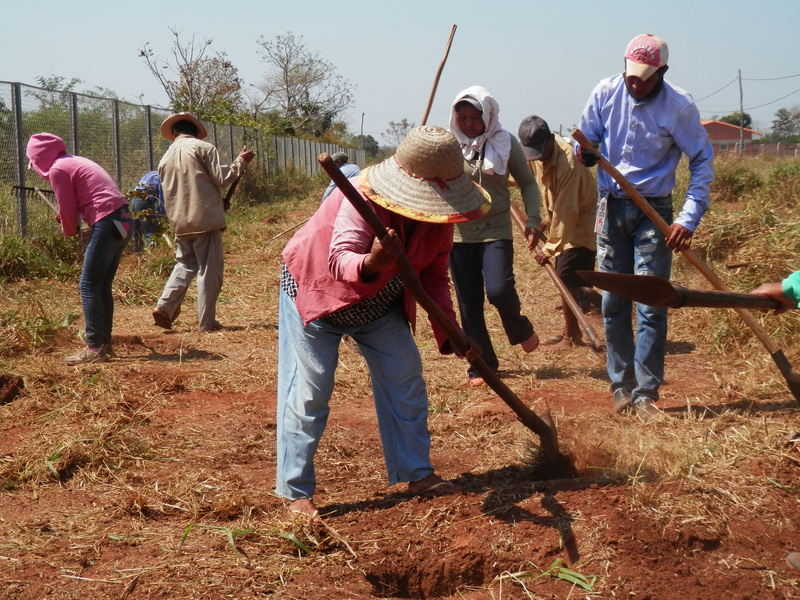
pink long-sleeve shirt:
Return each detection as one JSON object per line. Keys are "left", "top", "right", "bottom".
{"left": 26, "top": 133, "right": 127, "bottom": 236}
{"left": 282, "top": 184, "right": 462, "bottom": 353}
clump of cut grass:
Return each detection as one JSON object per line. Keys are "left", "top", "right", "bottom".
{"left": 671, "top": 155, "right": 800, "bottom": 361}
{"left": 551, "top": 403, "right": 796, "bottom": 541}
{"left": 0, "top": 297, "right": 78, "bottom": 356}
{"left": 0, "top": 232, "right": 82, "bottom": 282}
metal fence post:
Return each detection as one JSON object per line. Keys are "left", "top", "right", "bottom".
{"left": 11, "top": 82, "right": 27, "bottom": 237}
{"left": 113, "top": 99, "right": 122, "bottom": 186}
{"left": 145, "top": 105, "right": 154, "bottom": 171}
{"left": 70, "top": 92, "right": 79, "bottom": 154}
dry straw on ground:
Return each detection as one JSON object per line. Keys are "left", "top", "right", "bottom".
{"left": 1, "top": 158, "right": 799, "bottom": 599}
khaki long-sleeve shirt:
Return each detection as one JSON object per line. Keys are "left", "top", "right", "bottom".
{"left": 158, "top": 135, "right": 248, "bottom": 236}
{"left": 454, "top": 134, "right": 541, "bottom": 243}
{"left": 527, "top": 134, "right": 597, "bottom": 258}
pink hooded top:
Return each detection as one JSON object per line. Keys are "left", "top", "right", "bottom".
{"left": 26, "top": 133, "right": 127, "bottom": 236}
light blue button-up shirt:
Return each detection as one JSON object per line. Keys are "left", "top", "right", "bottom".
{"left": 578, "top": 73, "right": 714, "bottom": 232}
{"left": 321, "top": 163, "right": 361, "bottom": 201}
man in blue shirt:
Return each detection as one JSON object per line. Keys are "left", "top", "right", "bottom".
{"left": 576, "top": 33, "right": 714, "bottom": 420}
{"left": 321, "top": 152, "right": 360, "bottom": 202}
{"left": 130, "top": 170, "right": 165, "bottom": 251}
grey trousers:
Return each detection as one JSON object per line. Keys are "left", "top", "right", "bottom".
{"left": 157, "top": 230, "right": 224, "bottom": 330}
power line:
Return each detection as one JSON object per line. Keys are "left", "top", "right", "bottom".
{"left": 695, "top": 77, "right": 738, "bottom": 102}
{"left": 696, "top": 71, "right": 800, "bottom": 119}
{"left": 745, "top": 87, "right": 800, "bottom": 111}
{"left": 743, "top": 73, "right": 800, "bottom": 81}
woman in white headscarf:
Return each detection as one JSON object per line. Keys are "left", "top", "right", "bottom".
{"left": 448, "top": 85, "right": 542, "bottom": 386}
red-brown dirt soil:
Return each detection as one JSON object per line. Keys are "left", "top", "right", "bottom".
{"left": 1, "top": 205, "right": 799, "bottom": 599}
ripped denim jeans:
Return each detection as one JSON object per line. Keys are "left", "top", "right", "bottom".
{"left": 596, "top": 195, "right": 673, "bottom": 403}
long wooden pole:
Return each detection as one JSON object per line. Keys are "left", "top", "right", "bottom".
{"left": 572, "top": 128, "right": 800, "bottom": 403}
{"left": 421, "top": 25, "right": 457, "bottom": 126}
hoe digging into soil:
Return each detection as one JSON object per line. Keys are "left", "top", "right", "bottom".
{"left": 509, "top": 203, "right": 605, "bottom": 359}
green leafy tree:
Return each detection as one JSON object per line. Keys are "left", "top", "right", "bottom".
{"left": 357, "top": 134, "right": 380, "bottom": 160}
{"left": 139, "top": 27, "right": 243, "bottom": 122}
{"left": 26, "top": 75, "right": 82, "bottom": 112}
{"left": 719, "top": 111, "right": 752, "bottom": 129}
{"left": 254, "top": 32, "right": 354, "bottom": 138}
{"left": 383, "top": 119, "right": 415, "bottom": 148}
{"left": 768, "top": 106, "right": 800, "bottom": 142}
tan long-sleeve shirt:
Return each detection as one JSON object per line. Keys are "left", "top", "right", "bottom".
{"left": 158, "top": 135, "right": 248, "bottom": 236}
{"left": 527, "top": 134, "right": 597, "bottom": 258}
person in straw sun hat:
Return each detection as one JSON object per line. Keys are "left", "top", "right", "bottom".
{"left": 152, "top": 112, "right": 254, "bottom": 332}
{"left": 275, "top": 125, "right": 489, "bottom": 523}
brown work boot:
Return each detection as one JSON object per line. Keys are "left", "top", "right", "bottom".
{"left": 612, "top": 389, "right": 632, "bottom": 413}
{"left": 634, "top": 398, "right": 664, "bottom": 422}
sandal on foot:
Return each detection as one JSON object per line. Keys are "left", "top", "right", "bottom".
{"left": 544, "top": 338, "right": 579, "bottom": 353}
{"left": 408, "top": 474, "right": 462, "bottom": 496}
{"left": 152, "top": 307, "right": 172, "bottom": 330}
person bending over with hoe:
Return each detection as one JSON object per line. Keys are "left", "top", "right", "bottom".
{"left": 152, "top": 113, "right": 254, "bottom": 332}
{"left": 26, "top": 133, "right": 132, "bottom": 365}
{"left": 576, "top": 33, "right": 713, "bottom": 420}
{"left": 518, "top": 115, "right": 600, "bottom": 351}
{"left": 276, "top": 126, "right": 488, "bottom": 523}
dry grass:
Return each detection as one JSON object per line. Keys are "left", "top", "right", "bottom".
{"left": 1, "top": 158, "right": 799, "bottom": 598}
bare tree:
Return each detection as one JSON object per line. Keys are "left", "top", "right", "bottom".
{"left": 383, "top": 119, "right": 416, "bottom": 148}
{"left": 139, "top": 27, "right": 243, "bottom": 121}
{"left": 255, "top": 31, "right": 354, "bottom": 137}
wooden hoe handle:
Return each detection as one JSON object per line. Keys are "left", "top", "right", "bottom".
{"left": 317, "top": 153, "right": 561, "bottom": 457}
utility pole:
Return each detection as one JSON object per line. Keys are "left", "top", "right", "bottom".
{"left": 738, "top": 69, "right": 745, "bottom": 153}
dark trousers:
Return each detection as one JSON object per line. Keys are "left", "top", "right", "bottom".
{"left": 449, "top": 240, "right": 534, "bottom": 378}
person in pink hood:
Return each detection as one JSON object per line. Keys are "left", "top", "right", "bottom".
{"left": 26, "top": 133, "right": 132, "bottom": 365}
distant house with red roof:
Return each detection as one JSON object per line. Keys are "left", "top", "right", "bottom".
{"left": 701, "top": 120, "right": 763, "bottom": 154}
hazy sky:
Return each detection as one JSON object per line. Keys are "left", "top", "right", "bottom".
{"left": 4, "top": 1, "right": 799, "bottom": 144}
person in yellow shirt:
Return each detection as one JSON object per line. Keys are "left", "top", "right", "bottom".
{"left": 518, "top": 115, "right": 600, "bottom": 350}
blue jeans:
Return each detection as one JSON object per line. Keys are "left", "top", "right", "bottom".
{"left": 449, "top": 240, "right": 534, "bottom": 378}
{"left": 130, "top": 196, "right": 161, "bottom": 251}
{"left": 597, "top": 196, "right": 673, "bottom": 403}
{"left": 275, "top": 289, "right": 433, "bottom": 501}
{"left": 80, "top": 205, "right": 131, "bottom": 348}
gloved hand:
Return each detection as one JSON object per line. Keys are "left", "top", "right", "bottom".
{"left": 578, "top": 147, "right": 599, "bottom": 168}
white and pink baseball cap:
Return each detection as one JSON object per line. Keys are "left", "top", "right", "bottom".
{"left": 624, "top": 33, "right": 668, "bottom": 81}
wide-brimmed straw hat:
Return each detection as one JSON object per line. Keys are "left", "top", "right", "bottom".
{"left": 360, "top": 125, "right": 490, "bottom": 223}
{"left": 160, "top": 113, "right": 208, "bottom": 141}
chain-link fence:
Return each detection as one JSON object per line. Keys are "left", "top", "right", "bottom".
{"left": 0, "top": 81, "right": 363, "bottom": 237}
